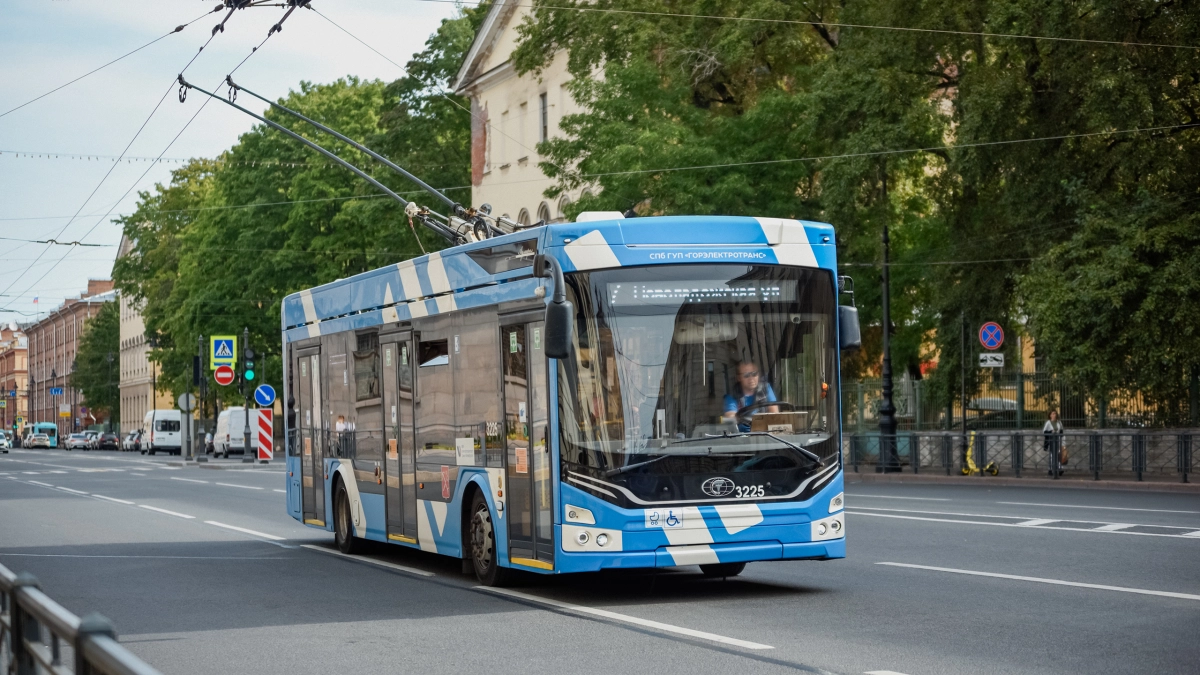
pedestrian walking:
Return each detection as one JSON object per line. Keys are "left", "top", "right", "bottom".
{"left": 1043, "top": 410, "right": 1066, "bottom": 476}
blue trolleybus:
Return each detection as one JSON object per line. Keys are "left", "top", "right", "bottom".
{"left": 281, "top": 213, "right": 860, "bottom": 585}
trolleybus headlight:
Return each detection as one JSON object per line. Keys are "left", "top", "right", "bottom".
{"left": 816, "top": 524, "right": 828, "bottom": 536}
{"left": 831, "top": 520, "right": 841, "bottom": 532}
{"left": 595, "top": 533, "right": 609, "bottom": 547}
{"left": 576, "top": 531, "right": 590, "bottom": 546}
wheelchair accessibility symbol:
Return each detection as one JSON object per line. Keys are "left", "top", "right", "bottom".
{"left": 645, "top": 508, "right": 684, "bottom": 528}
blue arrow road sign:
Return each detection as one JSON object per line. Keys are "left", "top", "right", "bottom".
{"left": 254, "top": 384, "right": 276, "bottom": 407}
{"left": 979, "top": 322, "right": 1004, "bottom": 350}
{"left": 50, "top": 387, "right": 64, "bottom": 396}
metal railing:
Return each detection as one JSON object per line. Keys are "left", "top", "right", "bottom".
{"left": 844, "top": 430, "right": 1197, "bottom": 483}
{"left": 1, "top": 564, "right": 160, "bottom": 675}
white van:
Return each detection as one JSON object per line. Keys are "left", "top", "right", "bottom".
{"left": 142, "top": 409, "right": 183, "bottom": 455}
{"left": 214, "top": 407, "right": 259, "bottom": 458}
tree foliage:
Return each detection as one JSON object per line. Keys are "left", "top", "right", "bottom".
{"left": 113, "top": 6, "right": 488, "bottom": 403}
{"left": 513, "top": 0, "right": 1200, "bottom": 410}
{"left": 70, "top": 301, "right": 120, "bottom": 425}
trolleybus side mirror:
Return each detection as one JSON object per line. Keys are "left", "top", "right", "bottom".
{"left": 535, "top": 253, "right": 574, "bottom": 360}
{"left": 837, "top": 275, "right": 861, "bottom": 351}
{"left": 839, "top": 305, "right": 862, "bottom": 351}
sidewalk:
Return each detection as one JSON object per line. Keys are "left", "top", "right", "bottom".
{"left": 167, "top": 456, "right": 284, "bottom": 470}
{"left": 845, "top": 470, "right": 1199, "bottom": 493}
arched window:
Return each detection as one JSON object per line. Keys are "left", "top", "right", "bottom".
{"left": 537, "top": 202, "right": 551, "bottom": 223}
{"left": 517, "top": 208, "right": 531, "bottom": 226}
{"left": 557, "top": 195, "right": 572, "bottom": 219}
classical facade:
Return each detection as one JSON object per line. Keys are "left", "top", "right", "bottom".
{"left": 25, "top": 279, "right": 115, "bottom": 436}
{"left": 0, "top": 326, "right": 28, "bottom": 433}
{"left": 452, "top": 0, "right": 588, "bottom": 224}
{"left": 117, "top": 235, "right": 169, "bottom": 433}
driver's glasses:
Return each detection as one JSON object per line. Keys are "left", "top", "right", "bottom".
{"left": 740, "top": 370, "right": 759, "bottom": 379}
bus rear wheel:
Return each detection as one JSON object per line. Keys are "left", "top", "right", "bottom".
{"left": 700, "top": 562, "right": 746, "bottom": 578}
{"left": 334, "top": 481, "right": 362, "bottom": 554}
{"left": 469, "top": 491, "right": 509, "bottom": 587}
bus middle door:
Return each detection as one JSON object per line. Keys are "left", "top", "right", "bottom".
{"left": 381, "top": 335, "right": 418, "bottom": 543}
{"left": 296, "top": 348, "right": 326, "bottom": 526}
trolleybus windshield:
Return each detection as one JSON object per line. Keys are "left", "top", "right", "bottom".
{"left": 558, "top": 264, "right": 839, "bottom": 505}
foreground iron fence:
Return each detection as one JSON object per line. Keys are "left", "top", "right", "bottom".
{"left": 844, "top": 430, "right": 1197, "bottom": 483}
{"left": 1, "top": 564, "right": 159, "bottom": 675}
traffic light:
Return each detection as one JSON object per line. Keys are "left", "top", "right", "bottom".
{"left": 244, "top": 348, "right": 256, "bottom": 383}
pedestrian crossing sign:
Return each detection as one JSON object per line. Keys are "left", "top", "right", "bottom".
{"left": 210, "top": 335, "right": 238, "bottom": 370}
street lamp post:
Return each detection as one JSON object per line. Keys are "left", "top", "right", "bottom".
{"left": 877, "top": 165, "right": 901, "bottom": 473}
{"left": 71, "top": 359, "right": 78, "bottom": 433}
{"left": 105, "top": 352, "right": 114, "bottom": 433}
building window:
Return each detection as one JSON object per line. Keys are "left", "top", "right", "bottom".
{"left": 539, "top": 93, "right": 548, "bottom": 143}
{"left": 517, "top": 209, "right": 531, "bottom": 227}
{"left": 537, "top": 202, "right": 551, "bottom": 224}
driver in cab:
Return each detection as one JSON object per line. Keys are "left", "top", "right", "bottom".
{"left": 722, "top": 360, "right": 778, "bottom": 432}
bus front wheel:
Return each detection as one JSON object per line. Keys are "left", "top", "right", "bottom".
{"left": 469, "top": 491, "right": 510, "bottom": 587}
{"left": 334, "top": 481, "right": 363, "bottom": 554}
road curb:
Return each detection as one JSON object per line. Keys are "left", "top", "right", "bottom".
{"left": 165, "top": 461, "right": 282, "bottom": 470}
{"left": 844, "top": 472, "right": 1199, "bottom": 493}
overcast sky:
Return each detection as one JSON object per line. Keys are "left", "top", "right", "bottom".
{"left": 0, "top": 0, "right": 459, "bottom": 323}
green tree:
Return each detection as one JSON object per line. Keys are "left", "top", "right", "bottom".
{"left": 70, "top": 301, "right": 120, "bottom": 428}
{"left": 113, "top": 6, "right": 488, "bottom": 402}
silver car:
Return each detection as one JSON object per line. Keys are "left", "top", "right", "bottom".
{"left": 28, "top": 434, "right": 51, "bottom": 449}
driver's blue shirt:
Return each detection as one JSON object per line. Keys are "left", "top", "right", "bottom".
{"left": 724, "top": 384, "right": 777, "bottom": 432}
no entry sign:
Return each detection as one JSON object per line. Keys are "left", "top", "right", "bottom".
{"left": 214, "top": 364, "right": 235, "bottom": 386}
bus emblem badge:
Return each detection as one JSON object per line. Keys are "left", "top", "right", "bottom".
{"left": 702, "top": 477, "right": 735, "bottom": 497}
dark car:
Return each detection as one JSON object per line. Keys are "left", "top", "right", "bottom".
{"left": 96, "top": 432, "right": 121, "bottom": 450}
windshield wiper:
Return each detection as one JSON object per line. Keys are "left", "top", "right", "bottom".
{"left": 605, "top": 448, "right": 754, "bottom": 477}
{"left": 672, "top": 431, "right": 823, "bottom": 464}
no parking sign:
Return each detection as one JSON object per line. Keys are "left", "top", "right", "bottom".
{"left": 979, "top": 322, "right": 1004, "bottom": 350}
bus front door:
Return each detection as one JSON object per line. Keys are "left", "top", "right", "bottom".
{"left": 382, "top": 335, "right": 418, "bottom": 543}
{"left": 296, "top": 349, "right": 326, "bottom": 526}
{"left": 501, "top": 320, "right": 553, "bottom": 569}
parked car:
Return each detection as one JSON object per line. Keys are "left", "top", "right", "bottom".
{"left": 215, "top": 407, "right": 259, "bottom": 458}
{"left": 0, "top": 434, "right": 8, "bottom": 453}
{"left": 65, "top": 433, "right": 91, "bottom": 451}
{"left": 122, "top": 431, "right": 139, "bottom": 451}
{"left": 95, "top": 432, "right": 121, "bottom": 450}
{"left": 28, "top": 433, "right": 51, "bottom": 449}
{"left": 82, "top": 430, "right": 100, "bottom": 450}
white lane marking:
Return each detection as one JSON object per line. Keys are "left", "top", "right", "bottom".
{"left": 170, "top": 477, "right": 209, "bottom": 484}
{"left": 478, "top": 586, "right": 774, "bottom": 650}
{"left": 132, "top": 473, "right": 148, "bottom": 477}
{"left": 877, "top": 562, "right": 1200, "bottom": 602}
{"left": 0, "top": 553, "right": 285, "bottom": 560}
{"left": 866, "top": 671, "right": 913, "bottom": 675}
{"left": 998, "top": 501, "right": 1200, "bottom": 515}
{"left": 92, "top": 495, "right": 135, "bottom": 505}
{"left": 1016, "top": 518, "right": 1057, "bottom": 527}
{"left": 850, "top": 511, "right": 1200, "bottom": 539}
{"left": 1093, "top": 523, "right": 1134, "bottom": 532}
{"left": 300, "top": 544, "right": 435, "bottom": 577}
{"left": 849, "top": 495, "right": 950, "bottom": 502}
{"left": 56, "top": 487, "right": 89, "bottom": 495}
{"left": 1183, "top": 531, "right": 1200, "bottom": 538}
{"left": 851, "top": 506, "right": 1199, "bottom": 529}
{"left": 138, "top": 505, "right": 195, "bottom": 519}
{"left": 216, "top": 482, "right": 263, "bottom": 490}
{"left": 27, "top": 480, "right": 52, "bottom": 487}
{"left": 205, "top": 521, "right": 286, "bottom": 541}
{"left": 273, "top": 489, "right": 286, "bottom": 493}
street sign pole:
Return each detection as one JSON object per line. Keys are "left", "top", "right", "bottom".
{"left": 197, "top": 335, "right": 208, "bottom": 463}
{"left": 242, "top": 327, "right": 253, "bottom": 464}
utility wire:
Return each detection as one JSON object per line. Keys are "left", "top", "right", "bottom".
{"left": 0, "top": 9, "right": 216, "bottom": 120}
{"left": 410, "top": 0, "right": 1200, "bottom": 51}
{"left": 0, "top": 10, "right": 279, "bottom": 316}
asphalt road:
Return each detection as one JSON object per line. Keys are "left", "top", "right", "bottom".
{"left": 2, "top": 448, "right": 1198, "bottom": 675}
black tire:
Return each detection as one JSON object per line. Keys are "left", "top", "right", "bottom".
{"left": 468, "top": 491, "right": 510, "bottom": 587}
{"left": 334, "top": 481, "right": 363, "bottom": 554}
{"left": 700, "top": 562, "right": 747, "bottom": 578}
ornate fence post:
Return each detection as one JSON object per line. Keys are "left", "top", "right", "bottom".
{"left": 1012, "top": 432, "right": 1024, "bottom": 477}
{"left": 1131, "top": 432, "right": 1146, "bottom": 482}
{"left": 1178, "top": 433, "right": 1192, "bottom": 484}
{"left": 1089, "top": 433, "right": 1103, "bottom": 481}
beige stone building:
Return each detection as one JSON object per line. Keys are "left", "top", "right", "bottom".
{"left": 117, "top": 235, "right": 170, "bottom": 434}
{"left": 452, "top": 0, "right": 591, "bottom": 223}
{"left": 0, "top": 326, "right": 28, "bottom": 433}
{"left": 25, "top": 279, "right": 115, "bottom": 437}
